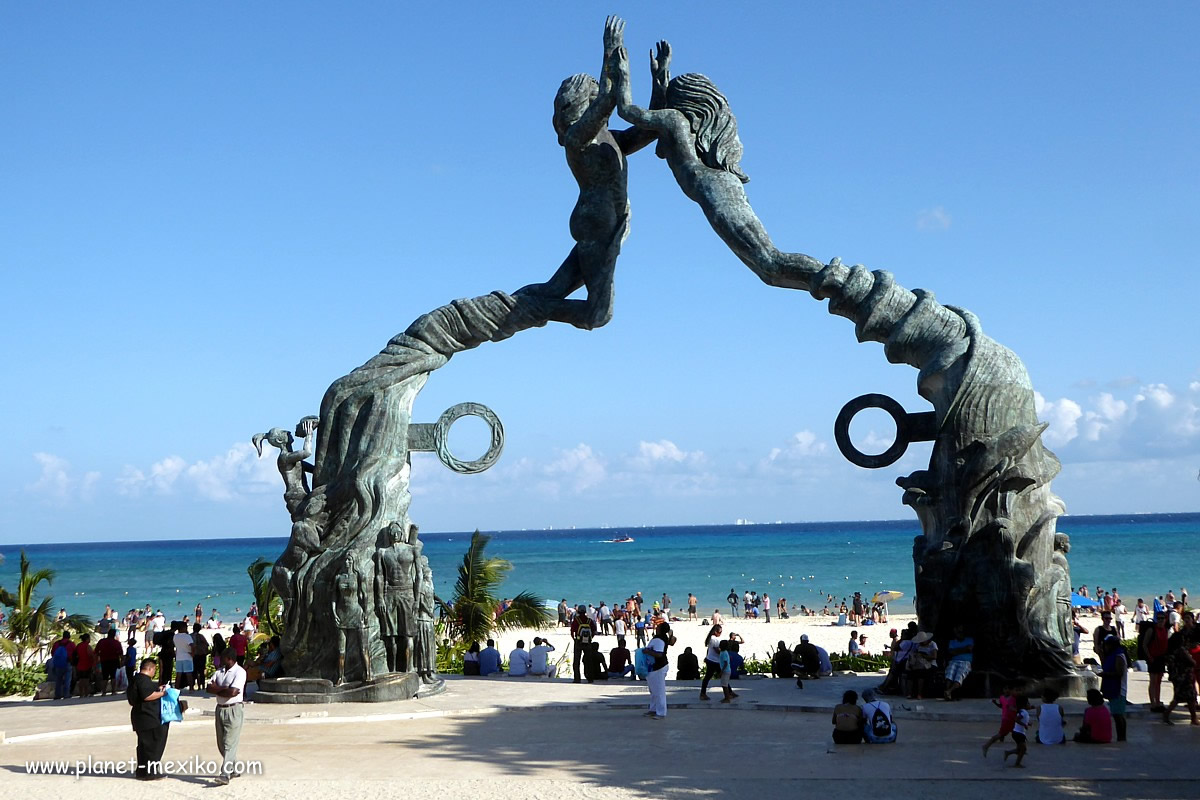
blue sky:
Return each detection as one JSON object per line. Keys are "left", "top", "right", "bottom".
{"left": 2, "top": 3, "right": 1198, "bottom": 544}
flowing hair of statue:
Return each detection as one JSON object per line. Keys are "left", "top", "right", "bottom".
{"left": 553, "top": 73, "right": 600, "bottom": 146}
{"left": 666, "top": 73, "right": 749, "bottom": 184}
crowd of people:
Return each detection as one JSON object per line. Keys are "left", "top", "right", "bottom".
{"left": 42, "top": 601, "right": 284, "bottom": 702}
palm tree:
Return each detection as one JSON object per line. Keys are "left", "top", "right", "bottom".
{"left": 0, "top": 551, "right": 91, "bottom": 666}
{"left": 246, "top": 558, "right": 284, "bottom": 639}
{"left": 445, "top": 531, "right": 552, "bottom": 645}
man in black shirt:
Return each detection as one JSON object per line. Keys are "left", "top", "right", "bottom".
{"left": 128, "top": 657, "right": 169, "bottom": 780}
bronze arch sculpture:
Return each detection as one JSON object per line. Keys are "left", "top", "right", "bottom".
{"left": 255, "top": 18, "right": 1090, "bottom": 702}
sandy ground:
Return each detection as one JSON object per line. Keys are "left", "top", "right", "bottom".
{"left": 486, "top": 612, "right": 913, "bottom": 669}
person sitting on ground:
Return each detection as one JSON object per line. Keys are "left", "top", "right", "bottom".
{"left": 792, "top": 634, "right": 821, "bottom": 686}
{"left": 529, "top": 637, "right": 556, "bottom": 677}
{"left": 463, "top": 641, "right": 481, "bottom": 676}
{"left": 259, "top": 635, "right": 283, "bottom": 679}
{"left": 583, "top": 641, "right": 608, "bottom": 682}
{"left": 943, "top": 624, "right": 974, "bottom": 700}
{"left": 1073, "top": 689, "right": 1113, "bottom": 743}
{"left": 479, "top": 639, "right": 502, "bottom": 677}
{"left": 861, "top": 687, "right": 897, "bottom": 743}
{"left": 832, "top": 689, "right": 866, "bottom": 744}
{"left": 771, "top": 640, "right": 793, "bottom": 679}
{"left": 1036, "top": 688, "right": 1065, "bottom": 745}
{"left": 674, "top": 645, "right": 700, "bottom": 680}
{"left": 508, "top": 640, "right": 532, "bottom": 677}
{"left": 609, "top": 636, "right": 635, "bottom": 679}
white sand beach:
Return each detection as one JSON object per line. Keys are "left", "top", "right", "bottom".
{"left": 478, "top": 611, "right": 915, "bottom": 671}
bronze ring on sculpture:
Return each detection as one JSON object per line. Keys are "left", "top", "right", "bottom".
{"left": 432, "top": 402, "right": 505, "bottom": 474}
{"left": 834, "top": 393, "right": 937, "bottom": 469}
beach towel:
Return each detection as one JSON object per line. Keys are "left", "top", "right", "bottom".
{"left": 634, "top": 648, "right": 649, "bottom": 678}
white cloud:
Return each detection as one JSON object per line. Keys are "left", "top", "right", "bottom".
{"left": 916, "top": 206, "right": 951, "bottom": 231}
{"left": 28, "top": 453, "right": 74, "bottom": 501}
{"left": 766, "top": 430, "right": 827, "bottom": 463}
{"left": 630, "top": 439, "right": 706, "bottom": 472}
{"left": 1037, "top": 381, "right": 1200, "bottom": 459}
{"left": 118, "top": 442, "right": 284, "bottom": 502}
{"left": 541, "top": 443, "right": 607, "bottom": 494}
{"left": 26, "top": 453, "right": 102, "bottom": 505}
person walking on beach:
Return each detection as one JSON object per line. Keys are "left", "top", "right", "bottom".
{"left": 717, "top": 640, "right": 737, "bottom": 703}
{"left": 727, "top": 588, "right": 738, "bottom": 619}
{"left": 687, "top": 593, "right": 698, "bottom": 621}
{"left": 699, "top": 623, "right": 723, "bottom": 700}
{"left": 128, "top": 657, "right": 169, "bottom": 779}
{"left": 1092, "top": 611, "right": 1116, "bottom": 659}
{"left": 641, "top": 622, "right": 674, "bottom": 719}
{"left": 207, "top": 649, "right": 247, "bottom": 784}
{"left": 571, "top": 605, "right": 594, "bottom": 683}
{"left": 761, "top": 592, "right": 770, "bottom": 623}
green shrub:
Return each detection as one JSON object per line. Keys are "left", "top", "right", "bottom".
{"left": 830, "top": 652, "right": 890, "bottom": 672}
{"left": 0, "top": 665, "right": 46, "bottom": 697}
{"left": 1121, "top": 638, "right": 1138, "bottom": 666}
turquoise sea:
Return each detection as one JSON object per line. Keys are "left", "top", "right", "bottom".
{"left": 1, "top": 513, "right": 1197, "bottom": 622}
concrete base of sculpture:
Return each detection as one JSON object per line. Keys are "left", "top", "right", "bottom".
{"left": 255, "top": 672, "right": 438, "bottom": 704}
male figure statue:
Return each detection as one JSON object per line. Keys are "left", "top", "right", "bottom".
{"left": 332, "top": 558, "right": 372, "bottom": 685}
{"left": 374, "top": 521, "right": 419, "bottom": 673}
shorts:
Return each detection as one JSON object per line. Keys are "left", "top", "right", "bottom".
{"left": 176, "top": 660, "right": 193, "bottom": 674}
{"left": 688, "top": 605, "right": 697, "bottom": 613}
{"left": 1108, "top": 696, "right": 1127, "bottom": 715}
{"left": 1012, "top": 731, "right": 1027, "bottom": 744}
{"left": 945, "top": 659, "right": 972, "bottom": 684}
{"left": 1148, "top": 657, "right": 1167, "bottom": 674}
{"left": 997, "top": 715, "right": 1016, "bottom": 737}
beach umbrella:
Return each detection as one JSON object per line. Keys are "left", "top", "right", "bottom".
{"left": 1071, "top": 593, "right": 1100, "bottom": 608}
{"left": 871, "top": 590, "right": 904, "bottom": 604}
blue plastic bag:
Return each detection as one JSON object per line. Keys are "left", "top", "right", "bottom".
{"left": 160, "top": 686, "right": 183, "bottom": 723}
{"left": 634, "top": 648, "right": 649, "bottom": 679}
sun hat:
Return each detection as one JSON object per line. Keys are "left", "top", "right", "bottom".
{"left": 913, "top": 631, "right": 934, "bottom": 644}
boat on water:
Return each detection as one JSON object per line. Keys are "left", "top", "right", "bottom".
{"left": 604, "top": 534, "right": 635, "bottom": 543}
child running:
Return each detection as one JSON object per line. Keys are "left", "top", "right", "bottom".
{"left": 1003, "top": 696, "right": 1031, "bottom": 767}
{"left": 982, "top": 685, "right": 1017, "bottom": 757}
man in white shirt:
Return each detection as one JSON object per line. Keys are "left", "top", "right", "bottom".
{"left": 207, "top": 650, "right": 247, "bottom": 784}
{"left": 172, "top": 626, "right": 195, "bottom": 689}
{"left": 508, "top": 640, "right": 532, "bottom": 677}
{"left": 529, "top": 637, "right": 557, "bottom": 677}
{"left": 598, "top": 603, "right": 613, "bottom": 635}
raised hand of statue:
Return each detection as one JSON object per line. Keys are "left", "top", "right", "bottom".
{"left": 603, "top": 15, "right": 625, "bottom": 58}
{"left": 650, "top": 40, "right": 671, "bottom": 92}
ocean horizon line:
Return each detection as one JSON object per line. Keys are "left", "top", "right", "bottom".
{"left": 3, "top": 510, "right": 1198, "bottom": 550}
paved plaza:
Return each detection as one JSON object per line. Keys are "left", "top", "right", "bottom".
{"left": 2, "top": 671, "right": 1197, "bottom": 799}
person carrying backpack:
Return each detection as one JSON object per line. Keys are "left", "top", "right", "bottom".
{"left": 571, "top": 605, "right": 594, "bottom": 684}
{"left": 861, "top": 687, "right": 897, "bottom": 743}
